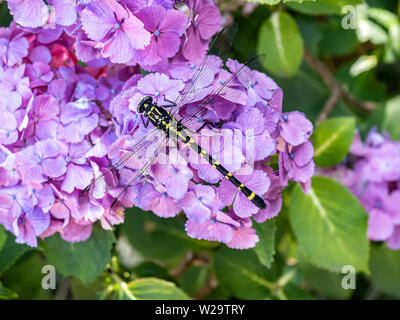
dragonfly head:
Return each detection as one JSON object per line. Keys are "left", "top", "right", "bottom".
{"left": 137, "top": 96, "right": 153, "bottom": 113}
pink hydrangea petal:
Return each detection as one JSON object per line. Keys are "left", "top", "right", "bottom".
{"left": 218, "top": 178, "right": 236, "bottom": 206}
{"left": 387, "top": 227, "right": 400, "bottom": 250}
{"left": 165, "top": 174, "right": 189, "bottom": 199}
{"left": 233, "top": 193, "right": 259, "bottom": 218}
{"left": 102, "top": 29, "right": 135, "bottom": 63}
{"left": 78, "top": 114, "right": 99, "bottom": 136}
{"left": 182, "top": 27, "right": 208, "bottom": 63}
{"left": 6, "top": 37, "right": 29, "bottom": 67}
{"left": 280, "top": 111, "right": 313, "bottom": 147}
{"left": 226, "top": 227, "right": 259, "bottom": 250}
{"left": 42, "top": 155, "right": 67, "bottom": 178}
{"left": 61, "top": 164, "right": 93, "bottom": 193}
{"left": 159, "top": 9, "right": 187, "bottom": 36}
{"left": 81, "top": 3, "right": 114, "bottom": 42}
{"left": 15, "top": 221, "right": 37, "bottom": 247}
{"left": 136, "top": 37, "right": 161, "bottom": 66}
{"left": 152, "top": 196, "right": 181, "bottom": 218}
{"left": 29, "top": 45, "right": 52, "bottom": 64}
{"left": 122, "top": 15, "right": 151, "bottom": 50}
{"left": 157, "top": 32, "right": 181, "bottom": 59}
{"left": 8, "top": 0, "right": 49, "bottom": 28}
{"left": 61, "top": 219, "right": 93, "bottom": 242}
{"left": 185, "top": 202, "right": 210, "bottom": 223}
{"left": 293, "top": 141, "right": 314, "bottom": 167}
{"left": 185, "top": 218, "right": 233, "bottom": 243}
{"left": 253, "top": 196, "right": 282, "bottom": 223}
{"left": 28, "top": 207, "right": 50, "bottom": 236}
{"left": 52, "top": 0, "right": 77, "bottom": 26}
{"left": 136, "top": 5, "right": 164, "bottom": 31}
{"left": 196, "top": 4, "right": 221, "bottom": 40}
{"left": 367, "top": 209, "right": 394, "bottom": 241}
{"left": 292, "top": 159, "right": 315, "bottom": 183}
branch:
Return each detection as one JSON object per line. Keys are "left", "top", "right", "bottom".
{"left": 303, "top": 50, "right": 379, "bottom": 123}
{"left": 316, "top": 86, "right": 341, "bottom": 125}
{"left": 194, "top": 275, "right": 218, "bottom": 300}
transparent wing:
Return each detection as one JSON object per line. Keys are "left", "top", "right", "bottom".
{"left": 180, "top": 55, "right": 265, "bottom": 131}
{"left": 169, "top": 24, "right": 238, "bottom": 118}
{"left": 83, "top": 128, "right": 165, "bottom": 201}
{"left": 109, "top": 135, "right": 169, "bottom": 208}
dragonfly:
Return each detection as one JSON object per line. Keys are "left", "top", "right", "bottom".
{"left": 85, "top": 24, "right": 267, "bottom": 210}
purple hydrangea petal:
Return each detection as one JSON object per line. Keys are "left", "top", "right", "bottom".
{"left": 185, "top": 216, "right": 233, "bottom": 243}
{"left": 280, "top": 111, "right": 313, "bottom": 146}
{"left": 8, "top": 0, "right": 49, "bottom": 28}
{"left": 226, "top": 226, "right": 259, "bottom": 250}
{"left": 367, "top": 208, "right": 394, "bottom": 241}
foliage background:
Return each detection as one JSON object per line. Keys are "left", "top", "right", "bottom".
{"left": 1, "top": 0, "right": 400, "bottom": 300}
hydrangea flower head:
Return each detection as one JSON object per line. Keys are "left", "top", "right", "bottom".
{"left": 321, "top": 128, "right": 400, "bottom": 250}
{"left": 0, "top": 1, "right": 315, "bottom": 250}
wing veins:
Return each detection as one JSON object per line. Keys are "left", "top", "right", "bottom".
{"left": 180, "top": 55, "right": 263, "bottom": 128}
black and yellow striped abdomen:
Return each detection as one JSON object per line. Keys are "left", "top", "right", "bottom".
{"left": 146, "top": 105, "right": 267, "bottom": 210}
{"left": 175, "top": 128, "right": 267, "bottom": 210}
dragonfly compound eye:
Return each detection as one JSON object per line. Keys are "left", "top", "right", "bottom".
{"left": 138, "top": 96, "right": 153, "bottom": 113}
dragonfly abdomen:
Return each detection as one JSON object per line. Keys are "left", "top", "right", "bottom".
{"left": 148, "top": 106, "right": 267, "bottom": 210}
{"left": 181, "top": 134, "right": 266, "bottom": 210}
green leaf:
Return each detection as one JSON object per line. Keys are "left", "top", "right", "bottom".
{"left": 319, "top": 23, "right": 358, "bottom": 57}
{"left": 245, "top": 0, "right": 280, "bottom": 4}
{"left": 297, "top": 18, "right": 323, "bottom": 56}
{"left": 350, "top": 55, "right": 378, "bottom": 77}
{"left": 370, "top": 245, "right": 400, "bottom": 298}
{"left": 367, "top": 8, "right": 398, "bottom": 29}
{"left": 313, "top": 117, "right": 356, "bottom": 167}
{"left": 244, "top": 0, "right": 315, "bottom": 4}
{"left": 43, "top": 226, "right": 115, "bottom": 284}
{"left": 357, "top": 19, "right": 388, "bottom": 45}
{"left": 253, "top": 219, "right": 276, "bottom": 268}
{"left": 214, "top": 247, "right": 275, "bottom": 299}
{"left": 122, "top": 208, "right": 214, "bottom": 261}
{"left": 178, "top": 266, "right": 208, "bottom": 297}
{"left": 288, "top": 176, "right": 369, "bottom": 273}
{"left": 204, "top": 286, "right": 230, "bottom": 300}
{"left": 298, "top": 254, "right": 353, "bottom": 299}
{"left": 257, "top": 11, "right": 304, "bottom": 77}
{"left": 382, "top": 96, "right": 400, "bottom": 140}
{"left": 0, "top": 231, "right": 32, "bottom": 275}
{"left": 336, "top": 62, "right": 387, "bottom": 102}
{"left": 70, "top": 277, "right": 104, "bottom": 300}
{"left": 287, "top": 0, "right": 362, "bottom": 15}
{"left": 0, "top": 226, "right": 7, "bottom": 252}
{"left": 0, "top": 282, "right": 18, "bottom": 300}
{"left": 283, "top": 284, "right": 316, "bottom": 299}
{"left": 277, "top": 63, "right": 330, "bottom": 120}
{"left": 0, "top": 2, "right": 12, "bottom": 27}
{"left": 2, "top": 253, "right": 52, "bottom": 299}
{"left": 126, "top": 278, "right": 190, "bottom": 300}
{"left": 133, "top": 261, "right": 173, "bottom": 281}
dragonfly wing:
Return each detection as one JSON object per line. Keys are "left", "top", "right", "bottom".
{"left": 179, "top": 55, "right": 265, "bottom": 131}
{"left": 169, "top": 24, "right": 238, "bottom": 118}
{"left": 109, "top": 135, "right": 169, "bottom": 209}
{"left": 84, "top": 128, "right": 165, "bottom": 200}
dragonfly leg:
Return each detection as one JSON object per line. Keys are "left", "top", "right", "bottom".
{"left": 177, "top": 120, "right": 196, "bottom": 135}
{"left": 162, "top": 95, "right": 177, "bottom": 107}
{"left": 141, "top": 114, "right": 150, "bottom": 128}
{"left": 195, "top": 121, "right": 214, "bottom": 133}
